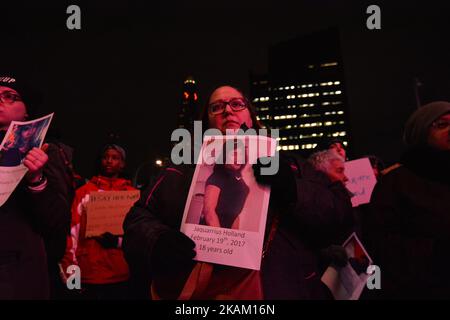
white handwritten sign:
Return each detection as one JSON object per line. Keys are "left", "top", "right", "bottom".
{"left": 85, "top": 190, "right": 140, "bottom": 237}
{"left": 345, "top": 158, "right": 377, "bottom": 207}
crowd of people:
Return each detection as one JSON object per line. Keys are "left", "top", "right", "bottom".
{"left": 0, "top": 75, "right": 449, "bottom": 300}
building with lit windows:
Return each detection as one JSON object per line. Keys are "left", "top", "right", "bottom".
{"left": 177, "top": 76, "right": 199, "bottom": 130}
{"left": 250, "top": 28, "right": 351, "bottom": 155}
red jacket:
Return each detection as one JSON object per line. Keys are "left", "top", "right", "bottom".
{"left": 61, "top": 176, "right": 137, "bottom": 284}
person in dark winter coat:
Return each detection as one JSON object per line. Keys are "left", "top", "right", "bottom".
{"left": 364, "top": 101, "right": 450, "bottom": 299}
{"left": 123, "top": 85, "right": 354, "bottom": 300}
{"left": 0, "top": 75, "right": 71, "bottom": 299}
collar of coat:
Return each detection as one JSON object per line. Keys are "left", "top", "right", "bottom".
{"left": 401, "top": 146, "right": 450, "bottom": 186}
{"left": 89, "top": 175, "right": 133, "bottom": 190}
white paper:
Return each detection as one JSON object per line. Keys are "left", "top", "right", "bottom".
{"left": 345, "top": 158, "right": 377, "bottom": 207}
{"left": 0, "top": 114, "right": 54, "bottom": 206}
{"left": 180, "top": 135, "right": 277, "bottom": 270}
{"left": 321, "top": 232, "right": 374, "bottom": 300}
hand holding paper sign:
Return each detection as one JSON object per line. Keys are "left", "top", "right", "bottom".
{"left": 320, "top": 245, "right": 349, "bottom": 268}
{"left": 95, "top": 232, "right": 120, "bottom": 249}
{"left": 252, "top": 155, "right": 297, "bottom": 206}
{"left": 23, "top": 144, "right": 49, "bottom": 185}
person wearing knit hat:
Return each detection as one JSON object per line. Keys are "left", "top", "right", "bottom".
{"left": 403, "top": 101, "right": 450, "bottom": 149}
{"left": 314, "top": 137, "right": 347, "bottom": 160}
{"left": 0, "top": 75, "right": 42, "bottom": 123}
{"left": 60, "top": 142, "right": 136, "bottom": 299}
{"left": 0, "top": 75, "right": 70, "bottom": 299}
{"left": 363, "top": 101, "right": 450, "bottom": 299}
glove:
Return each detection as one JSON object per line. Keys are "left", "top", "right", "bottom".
{"left": 151, "top": 230, "right": 197, "bottom": 299}
{"left": 349, "top": 256, "right": 370, "bottom": 275}
{"left": 95, "top": 232, "right": 120, "bottom": 249}
{"left": 252, "top": 155, "right": 297, "bottom": 206}
{"left": 320, "top": 245, "right": 349, "bottom": 268}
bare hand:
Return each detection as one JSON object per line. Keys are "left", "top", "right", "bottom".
{"left": 24, "top": 144, "right": 49, "bottom": 184}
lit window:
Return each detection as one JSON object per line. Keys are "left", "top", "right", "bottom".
{"left": 328, "top": 82, "right": 333, "bottom": 86}
{"left": 309, "top": 103, "right": 314, "bottom": 107}
{"left": 284, "top": 86, "right": 290, "bottom": 90}
{"left": 323, "top": 92, "right": 329, "bottom": 96}
{"left": 325, "top": 121, "right": 333, "bottom": 126}
{"left": 282, "top": 146, "right": 288, "bottom": 151}
{"left": 320, "top": 62, "right": 338, "bottom": 67}
{"left": 253, "top": 98, "right": 259, "bottom": 102}
{"left": 322, "top": 102, "right": 330, "bottom": 105}
{"left": 334, "top": 81, "right": 340, "bottom": 85}
{"left": 290, "top": 86, "right": 295, "bottom": 89}
{"left": 308, "top": 84, "right": 313, "bottom": 88}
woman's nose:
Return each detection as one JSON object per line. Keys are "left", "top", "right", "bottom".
{"left": 223, "top": 103, "right": 234, "bottom": 114}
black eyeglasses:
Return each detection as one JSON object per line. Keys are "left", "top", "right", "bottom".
{"left": 431, "top": 120, "right": 450, "bottom": 130}
{"left": 0, "top": 91, "right": 22, "bottom": 104}
{"left": 208, "top": 97, "right": 248, "bottom": 115}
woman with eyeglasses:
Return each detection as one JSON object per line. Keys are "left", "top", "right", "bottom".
{"left": 363, "top": 101, "right": 450, "bottom": 299}
{"left": 0, "top": 76, "right": 70, "bottom": 299}
{"left": 123, "top": 85, "right": 353, "bottom": 300}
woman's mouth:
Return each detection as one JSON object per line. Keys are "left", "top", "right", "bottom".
{"left": 224, "top": 120, "right": 240, "bottom": 128}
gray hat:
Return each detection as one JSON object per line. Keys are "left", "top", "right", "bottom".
{"left": 403, "top": 101, "right": 450, "bottom": 147}
{"left": 102, "top": 144, "right": 126, "bottom": 161}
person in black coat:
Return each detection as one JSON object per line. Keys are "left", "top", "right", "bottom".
{"left": 364, "top": 101, "right": 450, "bottom": 299}
{"left": 0, "top": 75, "right": 71, "bottom": 299}
{"left": 123, "top": 85, "right": 354, "bottom": 300}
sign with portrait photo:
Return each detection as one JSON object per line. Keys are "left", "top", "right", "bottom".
{"left": 0, "top": 113, "right": 53, "bottom": 206}
{"left": 180, "top": 134, "right": 277, "bottom": 270}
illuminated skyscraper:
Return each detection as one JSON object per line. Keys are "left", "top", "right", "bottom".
{"left": 177, "top": 76, "right": 199, "bottom": 131}
{"left": 250, "top": 28, "right": 351, "bottom": 155}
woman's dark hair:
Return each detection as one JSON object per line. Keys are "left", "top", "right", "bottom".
{"left": 199, "top": 85, "right": 263, "bottom": 132}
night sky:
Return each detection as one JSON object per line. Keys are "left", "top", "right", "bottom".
{"left": 2, "top": 0, "right": 449, "bottom": 177}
